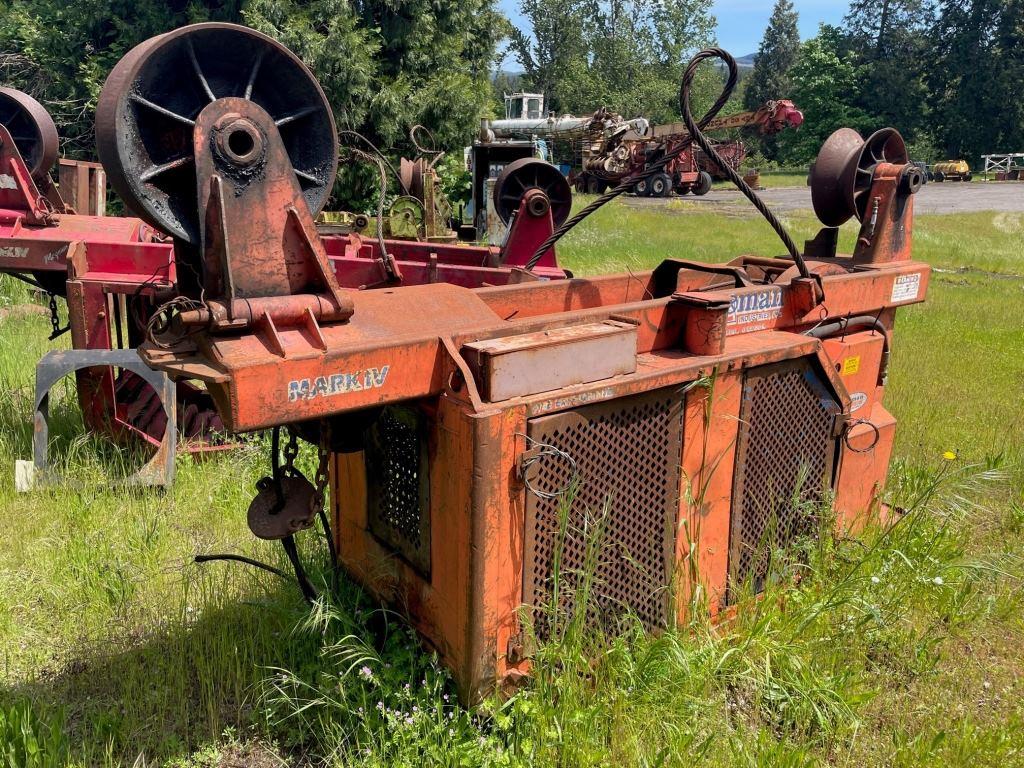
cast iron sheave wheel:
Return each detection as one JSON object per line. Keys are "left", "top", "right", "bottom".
{"left": 692, "top": 171, "right": 713, "bottom": 196}
{"left": 651, "top": 172, "right": 672, "bottom": 197}
{"left": 492, "top": 157, "right": 572, "bottom": 227}
{"left": 0, "top": 88, "right": 63, "bottom": 293}
{"left": 810, "top": 127, "right": 908, "bottom": 226}
{"left": 95, "top": 23, "right": 338, "bottom": 244}
{"left": 0, "top": 87, "right": 58, "bottom": 182}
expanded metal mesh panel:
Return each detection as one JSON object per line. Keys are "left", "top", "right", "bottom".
{"left": 523, "top": 388, "right": 683, "bottom": 639}
{"left": 365, "top": 406, "right": 431, "bottom": 575}
{"left": 728, "top": 358, "right": 841, "bottom": 600}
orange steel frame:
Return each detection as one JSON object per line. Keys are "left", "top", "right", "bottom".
{"left": 139, "top": 144, "right": 927, "bottom": 702}
{"left": 319, "top": 252, "right": 926, "bottom": 702}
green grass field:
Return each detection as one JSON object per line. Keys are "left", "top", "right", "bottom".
{"left": 720, "top": 171, "right": 809, "bottom": 188}
{"left": 0, "top": 201, "right": 1020, "bottom": 766}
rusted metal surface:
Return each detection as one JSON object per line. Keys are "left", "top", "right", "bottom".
{"left": 142, "top": 252, "right": 928, "bottom": 433}
{"left": 727, "top": 357, "right": 843, "bottom": 599}
{"left": 183, "top": 95, "right": 352, "bottom": 330}
{"left": 810, "top": 127, "right": 911, "bottom": 227}
{"left": 462, "top": 320, "right": 637, "bottom": 402}
{"left": 0, "top": 87, "right": 58, "bottom": 182}
{"left": 95, "top": 22, "right": 337, "bottom": 244}
{"left": 29, "top": 349, "right": 176, "bottom": 488}
{"left": 248, "top": 474, "right": 317, "bottom": 540}
{"left": 523, "top": 387, "right": 683, "bottom": 638}
{"left": 0, "top": 105, "right": 231, "bottom": 457}
{"left": 58, "top": 160, "right": 106, "bottom": 216}
{"left": 317, "top": 118, "right": 925, "bottom": 701}
{"left": 493, "top": 159, "right": 572, "bottom": 227}
{"left": 70, "top": 28, "right": 931, "bottom": 703}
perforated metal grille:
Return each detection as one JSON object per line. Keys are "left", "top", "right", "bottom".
{"left": 523, "top": 388, "right": 683, "bottom": 639}
{"left": 728, "top": 358, "right": 841, "bottom": 599}
{"left": 365, "top": 406, "right": 430, "bottom": 575}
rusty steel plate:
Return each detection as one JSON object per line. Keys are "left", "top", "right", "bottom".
{"left": 523, "top": 386, "right": 683, "bottom": 639}
{"left": 95, "top": 22, "right": 338, "bottom": 243}
{"left": 727, "top": 357, "right": 841, "bottom": 601}
{"left": 0, "top": 87, "right": 58, "bottom": 182}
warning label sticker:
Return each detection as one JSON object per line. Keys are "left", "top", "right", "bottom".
{"left": 890, "top": 273, "right": 921, "bottom": 303}
{"left": 842, "top": 356, "right": 861, "bottom": 376}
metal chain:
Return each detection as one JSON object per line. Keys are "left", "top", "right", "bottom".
{"left": 282, "top": 428, "right": 300, "bottom": 478}
{"left": 313, "top": 421, "right": 339, "bottom": 593}
{"left": 46, "top": 292, "right": 69, "bottom": 340}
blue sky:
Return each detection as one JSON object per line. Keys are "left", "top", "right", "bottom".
{"left": 499, "top": 0, "right": 847, "bottom": 68}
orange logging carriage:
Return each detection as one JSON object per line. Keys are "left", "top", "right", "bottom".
{"left": 7, "top": 24, "right": 929, "bottom": 703}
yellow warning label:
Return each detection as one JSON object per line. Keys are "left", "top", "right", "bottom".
{"left": 842, "top": 356, "right": 861, "bottom": 376}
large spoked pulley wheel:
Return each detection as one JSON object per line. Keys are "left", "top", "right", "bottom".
{"left": 0, "top": 87, "right": 58, "bottom": 182}
{"left": 96, "top": 23, "right": 338, "bottom": 244}
{"left": 492, "top": 158, "right": 572, "bottom": 226}
{"left": 810, "top": 127, "right": 908, "bottom": 227}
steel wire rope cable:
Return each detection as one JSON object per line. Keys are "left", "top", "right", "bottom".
{"left": 678, "top": 53, "right": 810, "bottom": 279}
{"left": 526, "top": 48, "right": 811, "bottom": 281}
{"left": 524, "top": 48, "right": 739, "bottom": 270}
{"left": 346, "top": 146, "right": 392, "bottom": 266}
{"left": 338, "top": 130, "right": 408, "bottom": 194}
{"left": 410, "top": 124, "right": 445, "bottom": 168}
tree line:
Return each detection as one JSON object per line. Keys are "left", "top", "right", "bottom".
{"left": 0, "top": 0, "right": 1017, "bottom": 190}
{"left": 746, "top": 0, "right": 1024, "bottom": 166}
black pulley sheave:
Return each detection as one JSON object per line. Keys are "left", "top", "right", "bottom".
{"left": 95, "top": 23, "right": 339, "bottom": 244}
{"left": 0, "top": 87, "right": 58, "bottom": 182}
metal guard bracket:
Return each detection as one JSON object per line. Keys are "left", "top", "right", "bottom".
{"left": 18, "top": 349, "right": 177, "bottom": 491}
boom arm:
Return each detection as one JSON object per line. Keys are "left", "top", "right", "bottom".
{"left": 643, "top": 100, "right": 804, "bottom": 140}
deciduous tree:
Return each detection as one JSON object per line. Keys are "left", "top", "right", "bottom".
{"left": 780, "top": 25, "right": 870, "bottom": 164}
{"left": 509, "top": 0, "right": 716, "bottom": 123}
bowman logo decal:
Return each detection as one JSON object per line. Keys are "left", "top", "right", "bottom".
{"left": 288, "top": 366, "right": 390, "bottom": 402}
{"left": 727, "top": 287, "right": 784, "bottom": 326}
{"left": 850, "top": 392, "right": 868, "bottom": 412}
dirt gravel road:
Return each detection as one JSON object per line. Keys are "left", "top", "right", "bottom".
{"left": 622, "top": 181, "right": 1024, "bottom": 215}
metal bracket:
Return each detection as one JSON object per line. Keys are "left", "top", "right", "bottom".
{"left": 18, "top": 349, "right": 176, "bottom": 490}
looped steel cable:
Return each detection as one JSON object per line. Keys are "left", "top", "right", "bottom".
{"left": 679, "top": 51, "right": 809, "bottom": 277}
{"left": 526, "top": 48, "right": 811, "bottom": 284}
{"left": 345, "top": 146, "right": 391, "bottom": 266}
{"left": 338, "top": 129, "right": 408, "bottom": 194}
{"left": 410, "top": 124, "right": 445, "bottom": 168}
{"left": 145, "top": 295, "right": 205, "bottom": 348}
{"left": 525, "top": 48, "right": 740, "bottom": 270}
{"left": 843, "top": 418, "right": 881, "bottom": 454}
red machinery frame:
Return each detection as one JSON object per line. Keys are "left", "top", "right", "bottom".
{"left": 0, "top": 99, "right": 570, "bottom": 471}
